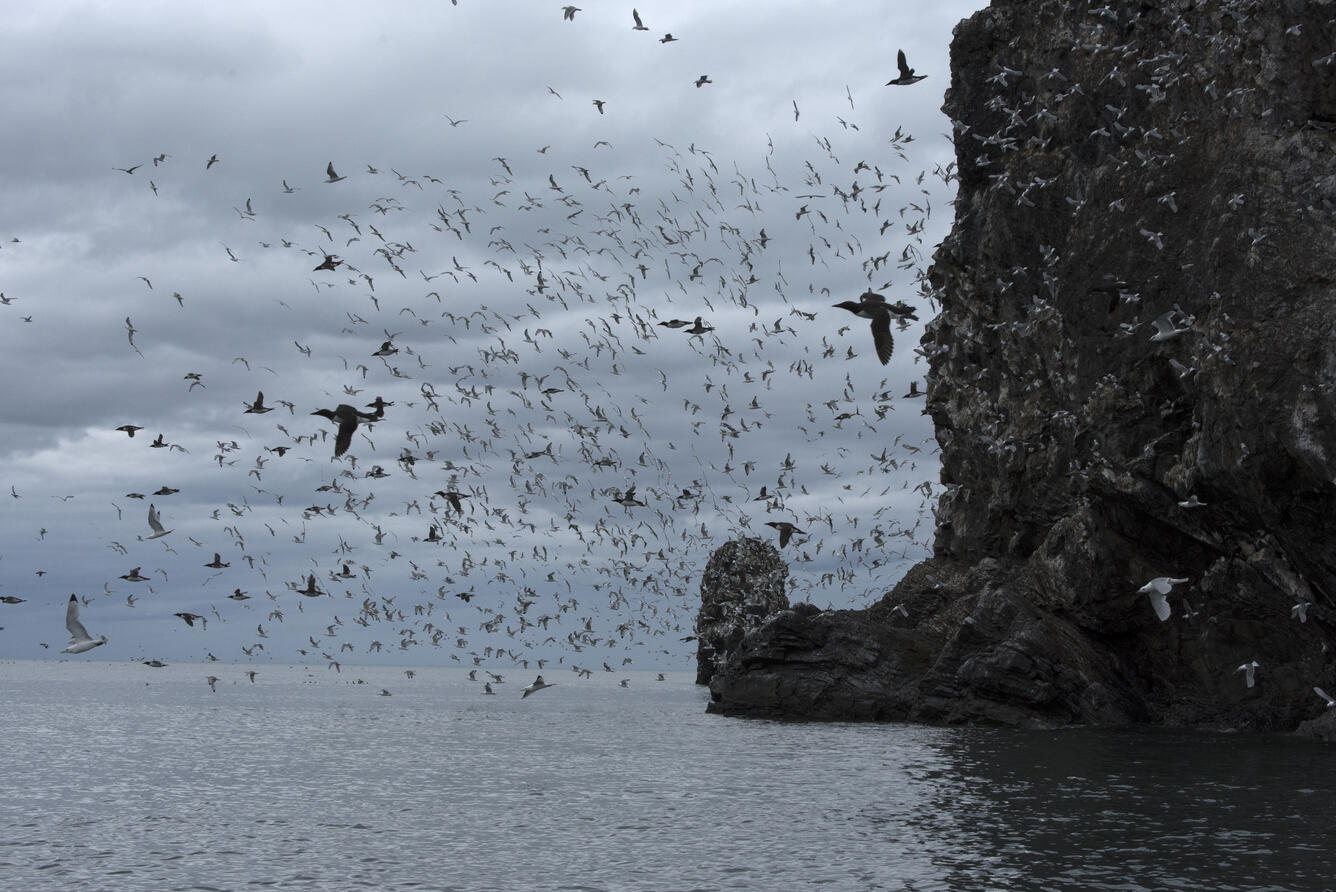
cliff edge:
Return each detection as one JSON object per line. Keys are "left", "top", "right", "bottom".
{"left": 707, "top": 0, "right": 1336, "bottom": 732}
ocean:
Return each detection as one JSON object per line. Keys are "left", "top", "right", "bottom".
{"left": 3, "top": 660, "right": 1334, "bottom": 891}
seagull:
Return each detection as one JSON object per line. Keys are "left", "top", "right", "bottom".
{"left": 631, "top": 8, "right": 648, "bottom": 30}
{"left": 1315, "top": 687, "right": 1336, "bottom": 708}
{"left": 521, "top": 675, "right": 556, "bottom": 698}
{"left": 1138, "top": 577, "right": 1188, "bottom": 622}
{"left": 831, "top": 291, "right": 915, "bottom": 365}
{"left": 206, "top": 676, "right": 219, "bottom": 693}
{"left": 325, "top": 162, "right": 346, "bottom": 183}
{"left": 1292, "top": 602, "right": 1312, "bottom": 623}
{"left": 1237, "top": 660, "right": 1259, "bottom": 689}
{"left": 1149, "top": 308, "right": 1193, "bottom": 341}
{"left": 765, "top": 521, "right": 805, "bottom": 547}
{"left": 562, "top": 5, "right": 580, "bottom": 20}
{"left": 886, "top": 49, "right": 927, "bottom": 86}
{"left": 145, "top": 503, "right": 172, "bottom": 539}
{"left": 1177, "top": 495, "right": 1206, "bottom": 508}
{"left": 61, "top": 595, "right": 107, "bottom": 654}
{"left": 592, "top": 99, "right": 606, "bottom": 114}
{"left": 694, "top": 75, "right": 712, "bottom": 88}
{"left": 483, "top": 682, "right": 496, "bottom": 695}
{"left": 311, "top": 404, "right": 381, "bottom": 457}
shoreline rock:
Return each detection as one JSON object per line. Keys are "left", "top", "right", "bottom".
{"left": 706, "top": 0, "right": 1336, "bottom": 737}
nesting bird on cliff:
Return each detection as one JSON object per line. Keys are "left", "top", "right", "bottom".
{"left": 831, "top": 291, "right": 916, "bottom": 365}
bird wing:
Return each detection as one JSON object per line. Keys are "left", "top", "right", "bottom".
{"left": 65, "top": 596, "right": 92, "bottom": 641}
{"left": 868, "top": 314, "right": 894, "bottom": 365}
{"left": 148, "top": 504, "right": 165, "bottom": 534}
{"left": 897, "top": 49, "right": 911, "bottom": 79}
{"left": 334, "top": 419, "right": 356, "bottom": 457}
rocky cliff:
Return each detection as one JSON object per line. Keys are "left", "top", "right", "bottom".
{"left": 706, "top": 0, "right": 1336, "bottom": 733}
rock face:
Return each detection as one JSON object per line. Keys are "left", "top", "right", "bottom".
{"left": 708, "top": 0, "right": 1336, "bottom": 733}
{"left": 694, "top": 538, "right": 789, "bottom": 684}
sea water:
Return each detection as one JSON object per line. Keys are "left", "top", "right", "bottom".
{"left": 3, "top": 660, "right": 1334, "bottom": 891}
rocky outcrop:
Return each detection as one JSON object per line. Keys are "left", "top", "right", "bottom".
{"left": 694, "top": 538, "right": 789, "bottom": 684}
{"left": 708, "top": 0, "right": 1336, "bottom": 733}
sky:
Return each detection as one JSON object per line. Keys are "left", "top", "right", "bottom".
{"left": 0, "top": 0, "right": 987, "bottom": 672}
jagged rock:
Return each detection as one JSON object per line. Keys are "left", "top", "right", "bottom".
{"left": 694, "top": 538, "right": 789, "bottom": 684}
{"left": 709, "top": 0, "right": 1336, "bottom": 733}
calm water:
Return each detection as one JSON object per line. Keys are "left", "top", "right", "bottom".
{"left": 2, "top": 660, "right": 1333, "bottom": 891}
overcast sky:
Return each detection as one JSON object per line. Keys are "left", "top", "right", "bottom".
{"left": 1, "top": 0, "right": 986, "bottom": 673}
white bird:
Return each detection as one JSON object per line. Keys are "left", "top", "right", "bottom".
{"left": 1315, "top": 686, "right": 1335, "bottom": 708}
{"left": 145, "top": 503, "right": 172, "bottom": 539}
{"left": 1138, "top": 577, "right": 1188, "bottom": 622}
{"left": 1149, "top": 308, "right": 1193, "bottom": 342}
{"left": 1292, "top": 602, "right": 1312, "bottom": 623}
{"left": 61, "top": 595, "right": 107, "bottom": 654}
{"left": 521, "top": 675, "right": 556, "bottom": 698}
{"left": 1237, "top": 660, "right": 1259, "bottom": 688}
{"left": 1177, "top": 495, "right": 1206, "bottom": 508}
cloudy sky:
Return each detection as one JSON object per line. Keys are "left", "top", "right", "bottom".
{"left": 1, "top": 0, "right": 985, "bottom": 672}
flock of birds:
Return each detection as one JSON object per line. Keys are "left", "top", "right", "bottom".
{"left": 3, "top": 5, "right": 958, "bottom": 699}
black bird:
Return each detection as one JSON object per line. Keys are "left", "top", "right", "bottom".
{"left": 311, "top": 404, "right": 381, "bottom": 457}
{"left": 765, "top": 521, "right": 805, "bottom": 548}
{"left": 886, "top": 49, "right": 927, "bottom": 86}
{"left": 831, "top": 291, "right": 916, "bottom": 365}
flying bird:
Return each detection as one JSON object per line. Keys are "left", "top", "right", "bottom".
{"left": 1137, "top": 577, "right": 1188, "bottom": 622}
{"left": 61, "top": 596, "right": 107, "bottom": 654}
{"left": 562, "top": 5, "right": 580, "bottom": 20}
{"left": 312, "top": 404, "right": 382, "bottom": 457}
{"left": 521, "top": 675, "right": 556, "bottom": 698}
{"left": 1236, "top": 661, "right": 1259, "bottom": 689}
{"left": 831, "top": 291, "right": 916, "bottom": 365}
{"left": 694, "top": 75, "right": 712, "bottom": 88}
{"left": 886, "top": 49, "right": 927, "bottom": 86}
{"left": 325, "top": 162, "right": 346, "bottom": 183}
{"left": 145, "top": 503, "right": 172, "bottom": 539}
{"left": 631, "top": 8, "right": 648, "bottom": 30}
{"left": 765, "top": 521, "right": 805, "bottom": 548}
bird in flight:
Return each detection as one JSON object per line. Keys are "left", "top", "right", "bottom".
{"left": 311, "top": 402, "right": 384, "bottom": 457}
{"left": 61, "top": 595, "right": 107, "bottom": 654}
{"left": 145, "top": 503, "right": 172, "bottom": 540}
{"left": 831, "top": 291, "right": 916, "bottom": 365}
{"left": 631, "top": 8, "right": 648, "bottom": 30}
{"left": 325, "top": 162, "right": 346, "bottom": 183}
{"left": 765, "top": 521, "right": 805, "bottom": 548}
{"left": 1137, "top": 577, "right": 1187, "bottom": 622}
{"left": 562, "top": 6, "right": 579, "bottom": 20}
{"left": 114, "top": 164, "right": 141, "bottom": 175}
{"left": 886, "top": 49, "right": 927, "bottom": 86}
{"left": 244, "top": 391, "right": 274, "bottom": 414}
{"left": 592, "top": 99, "right": 606, "bottom": 114}
{"left": 522, "top": 675, "right": 556, "bottom": 698}
{"left": 694, "top": 75, "right": 712, "bottom": 88}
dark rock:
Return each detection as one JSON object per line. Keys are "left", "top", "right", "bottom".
{"left": 694, "top": 537, "right": 789, "bottom": 685}
{"left": 708, "top": 0, "right": 1336, "bottom": 733}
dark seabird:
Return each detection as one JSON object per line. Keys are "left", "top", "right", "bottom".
{"left": 116, "top": 424, "right": 143, "bottom": 437}
{"left": 886, "top": 49, "right": 927, "bottom": 86}
{"left": 831, "top": 291, "right": 916, "bottom": 365}
{"left": 244, "top": 391, "right": 274, "bottom": 414}
{"left": 765, "top": 521, "right": 805, "bottom": 547}
{"left": 631, "top": 8, "right": 648, "bottom": 30}
{"left": 311, "top": 404, "right": 381, "bottom": 457}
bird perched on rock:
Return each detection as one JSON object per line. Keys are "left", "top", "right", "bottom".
{"left": 886, "top": 49, "right": 927, "bottom": 86}
{"left": 831, "top": 291, "right": 916, "bottom": 365}
{"left": 311, "top": 403, "right": 383, "bottom": 457}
